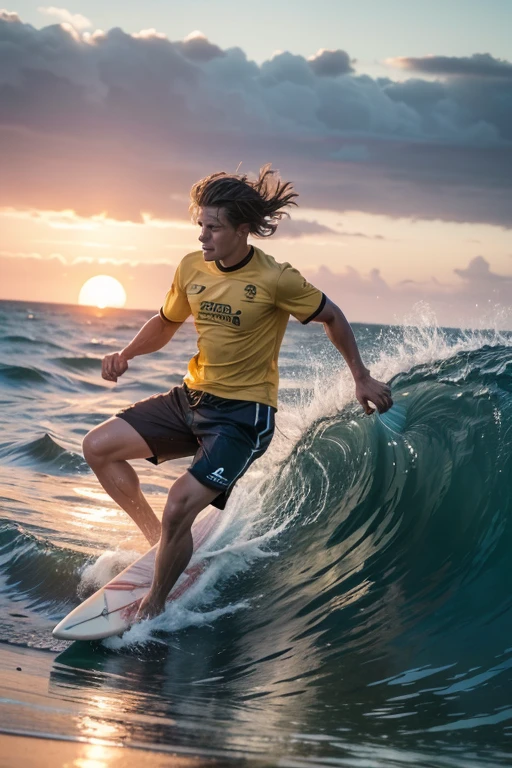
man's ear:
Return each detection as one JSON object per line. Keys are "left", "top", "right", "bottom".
{"left": 238, "top": 223, "right": 251, "bottom": 238}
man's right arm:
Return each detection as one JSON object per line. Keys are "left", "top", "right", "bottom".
{"left": 101, "top": 314, "right": 183, "bottom": 382}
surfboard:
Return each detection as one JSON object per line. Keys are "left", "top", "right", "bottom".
{"left": 52, "top": 506, "right": 221, "bottom": 641}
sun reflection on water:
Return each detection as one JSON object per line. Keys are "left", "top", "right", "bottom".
{"left": 73, "top": 743, "right": 111, "bottom": 768}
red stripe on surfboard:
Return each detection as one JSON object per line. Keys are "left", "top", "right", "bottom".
{"left": 169, "top": 562, "right": 206, "bottom": 600}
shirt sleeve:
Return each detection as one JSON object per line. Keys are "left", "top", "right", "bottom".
{"left": 275, "top": 264, "right": 326, "bottom": 324}
{"left": 160, "top": 261, "right": 191, "bottom": 323}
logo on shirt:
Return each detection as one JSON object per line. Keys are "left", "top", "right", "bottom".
{"left": 207, "top": 467, "right": 229, "bottom": 486}
{"left": 244, "top": 284, "right": 257, "bottom": 300}
{"left": 187, "top": 284, "right": 206, "bottom": 295}
{"left": 199, "top": 301, "right": 242, "bottom": 327}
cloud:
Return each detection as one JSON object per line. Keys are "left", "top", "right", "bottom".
{"left": 274, "top": 217, "right": 387, "bottom": 240}
{"left": 37, "top": 6, "right": 92, "bottom": 30}
{"left": 178, "top": 31, "right": 225, "bottom": 62}
{"left": 0, "top": 10, "right": 20, "bottom": 22}
{"left": 388, "top": 53, "right": 512, "bottom": 80}
{"left": 338, "top": 231, "right": 387, "bottom": 240}
{"left": 34, "top": 239, "right": 137, "bottom": 250}
{"left": 274, "top": 218, "right": 340, "bottom": 239}
{"left": 308, "top": 49, "right": 354, "bottom": 77}
{"left": 303, "top": 257, "right": 512, "bottom": 326}
{"left": 454, "top": 255, "right": 512, "bottom": 284}
{"left": 330, "top": 144, "right": 370, "bottom": 162}
{"left": 1, "top": 249, "right": 51, "bottom": 259}
{"left": 0, "top": 14, "right": 511, "bottom": 227}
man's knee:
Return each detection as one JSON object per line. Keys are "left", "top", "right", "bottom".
{"left": 82, "top": 417, "right": 151, "bottom": 467}
{"left": 82, "top": 428, "right": 105, "bottom": 467}
{"left": 161, "top": 476, "right": 216, "bottom": 539}
{"left": 162, "top": 494, "right": 195, "bottom": 539}
{"left": 82, "top": 419, "right": 124, "bottom": 467}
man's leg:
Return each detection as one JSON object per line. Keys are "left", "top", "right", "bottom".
{"left": 82, "top": 417, "right": 162, "bottom": 546}
{"left": 136, "top": 471, "right": 218, "bottom": 620}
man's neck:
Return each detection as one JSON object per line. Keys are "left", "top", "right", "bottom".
{"left": 218, "top": 242, "right": 252, "bottom": 269}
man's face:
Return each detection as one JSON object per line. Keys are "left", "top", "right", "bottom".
{"left": 197, "top": 206, "right": 239, "bottom": 262}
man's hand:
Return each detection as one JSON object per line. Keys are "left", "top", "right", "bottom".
{"left": 102, "top": 352, "right": 129, "bottom": 382}
{"left": 313, "top": 300, "right": 393, "bottom": 415}
{"left": 355, "top": 374, "right": 393, "bottom": 415}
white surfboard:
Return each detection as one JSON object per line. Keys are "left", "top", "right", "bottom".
{"left": 53, "top": 507, "right": 221, "bottom": 641}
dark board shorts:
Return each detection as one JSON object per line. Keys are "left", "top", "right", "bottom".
{"left": 116, "top": 384, "right": 275, "bottom": 510}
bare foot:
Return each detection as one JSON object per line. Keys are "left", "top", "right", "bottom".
{"left": 135, "top": 593, "right": 165, "bottom": 622}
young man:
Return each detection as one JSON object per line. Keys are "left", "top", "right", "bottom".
{"left": 82, "top": 166, "right": 393, "bottom": 621}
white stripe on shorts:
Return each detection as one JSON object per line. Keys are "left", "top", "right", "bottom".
{"left": 231, "top": 403, "right": 272, "bottom": 484}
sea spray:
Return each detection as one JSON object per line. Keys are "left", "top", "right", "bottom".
{"left": 78, "top": 548, "right": 143, "bottom": 598}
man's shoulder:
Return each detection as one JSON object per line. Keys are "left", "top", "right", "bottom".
{"left": 177, "top": 250, "right": 203, "bottom": 277}
{"left": 253, "top": 247, "right": 291, "bottom": 278}
{"left": 180, "top": 250, "right": 203, "bottom": 267}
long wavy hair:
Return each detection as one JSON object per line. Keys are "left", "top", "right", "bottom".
{"left": 189, "top": 164, "right": 298, "bottom": 237}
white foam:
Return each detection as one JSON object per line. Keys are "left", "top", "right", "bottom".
{"left": 258, "top": 303, "right": 510, "bottom": 470}
{"left": 78, "top": 548, "right": 142, "bottom": 598}
{"left": 104, "top": 601, "right": 250, "bottom": 650}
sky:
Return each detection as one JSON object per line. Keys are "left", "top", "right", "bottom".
{"left": 1, "top": 1, "right": 512, "bottom": 327}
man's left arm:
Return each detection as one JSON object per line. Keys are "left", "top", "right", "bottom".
{"left": 312, "top": 297, "right": 393, "bottom": 415}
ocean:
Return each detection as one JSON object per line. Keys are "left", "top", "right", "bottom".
{"left": 1, "top": 298, "right": 512, "bottom": 767}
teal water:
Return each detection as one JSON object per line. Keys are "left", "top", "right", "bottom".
{"left": 1, "top": 299, "right": 512, "bottom": 767}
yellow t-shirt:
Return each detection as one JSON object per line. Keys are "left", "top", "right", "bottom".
{"left": 160, "top": 246, "right": 325, "bottom": 409}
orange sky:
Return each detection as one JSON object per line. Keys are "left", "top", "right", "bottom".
{"left": 2, "top": 206, "right": 511, "bottom": 328}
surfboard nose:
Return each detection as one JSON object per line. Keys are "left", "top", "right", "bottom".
{"left": 52, "top": 616, "right": 81, "bottom": 641}
{"left": 52, "top": 598, "right": 113, "bottom": 641}
{"left": 52, "top": 507, "right": 221, "bottom": 641}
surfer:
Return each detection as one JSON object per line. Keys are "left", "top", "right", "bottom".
{"left": 82, "top": 165, "right": 393, "bottom": 621}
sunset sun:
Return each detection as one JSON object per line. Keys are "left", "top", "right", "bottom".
{"left": 78, "top": 275, "right": 127, "bottom": 309}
